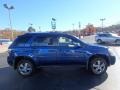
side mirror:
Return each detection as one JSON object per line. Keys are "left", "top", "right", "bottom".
{"left": 74, "top": 44, "right": 81, "bottom": 48}
{"left": 68, "top": 44, "right": 75, "bottom": 47}
{"left": 68, "top": 44, "right": 81, "bottom": 48}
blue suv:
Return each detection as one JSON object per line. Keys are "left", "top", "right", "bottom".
{"left": 7, "top": 32, "right": 116, "bottom": 76}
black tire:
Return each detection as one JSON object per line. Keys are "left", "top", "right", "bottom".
{"left": 89, "top": 57, "right": 108, "bottom": 75}
{"left": 16, "top": 59, "right": 35, "bottom": 76}
{"left": 97, "top": 39, "right": 102, "bottom": 44}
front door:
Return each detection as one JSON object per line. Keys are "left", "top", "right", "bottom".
{"left": 102, "top": 34, "right": 114, "bottom": 43}
{"left": 57, "top": 36, "right": 85, "bottom": 64}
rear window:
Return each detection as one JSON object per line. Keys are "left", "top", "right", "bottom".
{"left": 12, "top": 35, "right": 32, "bottom": 47}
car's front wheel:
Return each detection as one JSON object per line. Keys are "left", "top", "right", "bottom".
{"left": 89, "top": 57, "right": 108, "bottom": 75}
{"left": 115, "top": 39, "right": 120, "bottom": 45}
{"left": 17, "top": 60, "right": 35, "bottom": 76}
{"left": 97, "top": 39, "right": 103, "bottom": 44}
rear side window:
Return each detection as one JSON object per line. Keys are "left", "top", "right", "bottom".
{"left": 31, "top": 36, "right": 58, "bottom": 46}
{"left": 98, "top": 34, "right": 112, "bottom": 37}
{"left": 98, "top": 34, "right": 105, "bottom": 37}
{"left": 13, "top": 35, "right": 31, "bottom": 47}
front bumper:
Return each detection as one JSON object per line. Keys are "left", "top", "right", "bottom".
{"left": 109, "top": 56, "right": 116, "bottom": 65}
{"left": 7, "top": 56, "right": 14, "bottom": 66}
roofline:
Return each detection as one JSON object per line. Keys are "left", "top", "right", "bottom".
{"left": 24, "top": 32, "right": 69, "bottom": 35}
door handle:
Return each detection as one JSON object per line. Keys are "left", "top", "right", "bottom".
{"left": 63, "top": 50, "right": 74, "bottom": 54}
{"left": 48, "top": 50, "right": 56, "bottom": 52}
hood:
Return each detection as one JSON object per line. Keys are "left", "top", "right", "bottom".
{"left": 83, "top": 43, "right": 109, "bottom": 54}
{"left": 113, "top": 36, "right": 120, "bottom": 38}
{"left": 86, "top": 43, "right": 108, "bottom": 50}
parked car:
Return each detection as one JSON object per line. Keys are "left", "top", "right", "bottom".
{"left": 95, "top": 33, "right": 120, "bottom": 44}
{"left": 7, "top": 32, "right": 116, "bottom": 76}
{"left": 0, "top": 39, "right": 12, "bottom": 45}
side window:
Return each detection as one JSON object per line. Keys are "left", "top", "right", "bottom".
{"left": 106, "top": 34, "right": 112, "bottom": 37}
{"left": 102, "top": 34, "right": 108, "bottom": 37}
{"left": 98, "top": 34, "right": 103, "bottom": 37}
{"left": 100, "top": 34, "right": 111, "bottom": 37}
{"left": 58, "top": 37, "right": 80, "bottom": 47}
{"left": 59, "top": 37, "right": 72, "bottom": 43}
{"left": 31, "top": 36, "right": 58, "bottom": 46}
{"left": 13, "top": 36, "right": 31, "bottom": 47}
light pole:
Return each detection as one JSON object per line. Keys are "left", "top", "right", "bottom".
{"left": 3, "top": 4, "right": 14, "bottom": 40}
{"left": 28, "top": 23, "right": 36, "bottom": 32}
{"left": 100, "top": 18, "right": 106, "bottom": 32}
{"left": 78, "top": 22, "right": 81, "bottom": 30}
{"left": 51, "top": 18, "right": 56, "bottom": 31}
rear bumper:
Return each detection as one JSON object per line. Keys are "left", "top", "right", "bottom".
{"left": 109, "top": 56, "right": 116, "bottom": 65}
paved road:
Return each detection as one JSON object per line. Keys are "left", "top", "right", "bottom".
{"left": 0, "top": 36, "right": 120, "bottom": 90}
{"left": 0, "top": 45, "right": 9, "bottom": 53}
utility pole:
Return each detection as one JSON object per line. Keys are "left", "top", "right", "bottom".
{"left": 78, "top": 22, "right": 81, "bottom": 38}
{"left": 100, "top": 18, "right": 106, "bottom": 32}
{"left": 78, "top": 22, "right": 81, "bottom": 30}
{"left": 39, "top": 26, "right": 41, "bottom": 32}
{"left": 3, "top": 4, "right": 14, "bottom": 40}
{"left": 72, "top": 24, "right": 75, "bottom": 30}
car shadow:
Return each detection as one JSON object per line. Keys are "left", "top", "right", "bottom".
{"left": 0, "top": 66, "right": 108, "bottom": 90}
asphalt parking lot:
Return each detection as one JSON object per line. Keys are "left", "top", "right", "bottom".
{"left": 0, "top": 36, "right": 120, "bottom": 90}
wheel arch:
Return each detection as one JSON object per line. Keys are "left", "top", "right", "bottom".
{"left": 14, "top": 56, "right": 36, "bottom": 69}
{"left": 97, "top": 39, "right": 103, "bottom": 43}
{"left": 86, "top": 54, "right": 110, "bottom": 69}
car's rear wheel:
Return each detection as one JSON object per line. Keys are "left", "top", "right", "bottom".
{"left": 17, "top": 60, "right": 35, "bottom": 76}
{"left": 97, "top": 39, "right": 102, "bottom": 44}
{"left": 89, "top": 57, "right": 108, "bottom": 75}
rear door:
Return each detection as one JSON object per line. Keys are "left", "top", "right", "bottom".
{"left": 31, "top": 35, "right": 58, "bottom": 65}
{"left": 101, "top": 34, "right": 114, "bottom": 43}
